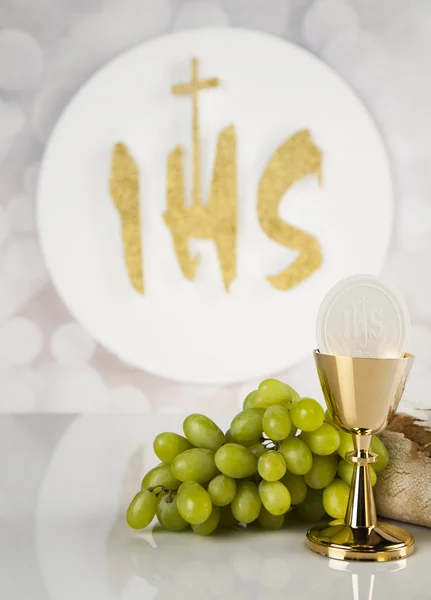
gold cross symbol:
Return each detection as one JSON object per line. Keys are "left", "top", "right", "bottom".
{"left": 172, "top": 57, "right": 220, "bottom": 207}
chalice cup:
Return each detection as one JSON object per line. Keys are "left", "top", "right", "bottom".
{"left": 306, "top": 351, "right": 415, "bottom": 562}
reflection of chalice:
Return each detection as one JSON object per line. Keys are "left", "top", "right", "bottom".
{"left": 328, "top": 556, "right": 407, "bottom": 600}
{"left": 307, "top": 351, "right": 415, "bottom": 562}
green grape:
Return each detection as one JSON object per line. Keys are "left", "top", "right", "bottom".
{"left": 156, "top": 492, "right": 188, "bottom": 531}
{"left": 225, "top": 429, "right": 235, "bottom": 443}
{"left": 290, "top": 398, "right": 324, "bottom": 432}
{"left": 219, "top": 504, "right": 238, "bottom": 529}
{"left": 176, "top": 481, "right": 212, "bottom": 524}
{"left": 243, "top": 390, "right": 264, "bottom": 410}
{"left": 337, "top": 430, "right": 354, "bottom": 460}
{"left": 337, "top": 433, "right": 388, "bottom": 472}
{"left": 192, "top": 506, "right": 220, "bottom": 535}
{"left": 324, "top": 409, "right": 334, "bottom": 426}
{"left": 170, "top": 448, "right": 219, "bottom": 483}
{"left": 280, "top": 472, "right": 307, "bottom": 505}
{"left": 248, "top": 442, "right": 266, "bottom": 458}
{"left": 289, "top": 387, "right": 301, "bottom": 404}
{"left": 257, "top": 378, "right": 293, "bottom": 406}
{"left": 371, "top": 436, "right": 389, "bottom": 472}
{"left": 126, "top": 490, "right": 157, "bottom": 529}
{"left": 279, "top": 437, "right": 313, "bottom": 475}
{"left": 207, "top": 474, "right": 236, "bottom": 506}
{"left": 258, "top": 506, "right": 285, "bottom": 530}
{"left": 153, "top": 432, "right": 193, "bottom": 464}
{"left": 304, "top": 455, "right": 338, "bottom": 489}
{"left": 258, "top": 480, "right": 291, "bottom": 515}
{"left": 296, "top": 488, "right": 325, "bottom": 522}
{"left": 231, "top": 481, "right": 261, "bottom": 523}
{"left": 230, "top": 408, "right": 264, "bottom": 444}
{"left": 257, "top": 450, "right": 286, "bottom": 482}
{"left": 262, "top": 405, "right": 292, "bottom": 440}
{"left": 301, "top": 423, "right": 340, "bottom": 456}
{"left": 337, "top": 459, "right": 377, "bottom": 487}
{"left": 141, "top": 463, "right": 181, "bottom": 491}
{"left": 323, "top": 479, "right": 350, "bottom": 519}
{"left": 183, "top": 414, "right": 225, "bottom": 451}
{"left": 215, "top": 443, "right": 257, "bottom": 479}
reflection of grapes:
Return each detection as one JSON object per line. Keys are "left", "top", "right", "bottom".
{"left": 126, "top": 526, "right": 349, "bottom": 600}
{"left": 208, "top": 563, "right": 236, "bottom": 596}
{"left": 128, "top": 537, "right": 168, "bottom": 584}
{"left": 126, "top": 378, "right": 389, "bottom": 535}
{"left": 260, "top": 556, "right": 290, "bottom": 590}
{"left": 126, "top": 523, "right": 424, "bottom": 600}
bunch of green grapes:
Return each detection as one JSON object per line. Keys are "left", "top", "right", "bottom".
{"left": 126, "top": 378, "right": 389, "bottom": 535}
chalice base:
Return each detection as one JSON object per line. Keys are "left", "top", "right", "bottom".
{"left": 306, "top": 520, "right": 414, "bottom": 562}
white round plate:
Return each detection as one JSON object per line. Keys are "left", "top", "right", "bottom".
{"left": 37, "top": 28, "right": 393, "bottom": 384}
{"left": 317, "top": 274, "right": 410, "bottom": 358}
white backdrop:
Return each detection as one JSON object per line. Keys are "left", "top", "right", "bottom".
{"left": 0, "top": 0, "right": 430, "bottom": 413}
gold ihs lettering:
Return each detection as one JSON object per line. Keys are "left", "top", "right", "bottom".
{"left": 163, "top": 58, "right": 237, "bottom": 292}
{"left": 165, "top": 128, "right": 237, "bottom": 290}
{"left": 110, "top": 142, "right": 144, "bottom": 294}
{"left": 258, "top": 129, "right": 323, "bottom": 291}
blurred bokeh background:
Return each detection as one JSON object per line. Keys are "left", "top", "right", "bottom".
{"left": 0, "top": 0, "right": 430, "bottom": 414}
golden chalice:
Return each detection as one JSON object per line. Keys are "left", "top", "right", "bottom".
{"left": 306, "top": 351, "right": 415, "bottom": 562}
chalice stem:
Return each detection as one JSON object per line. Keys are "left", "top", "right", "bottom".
{"left": 345, "top": 434, "right": 377, "bottom": 534}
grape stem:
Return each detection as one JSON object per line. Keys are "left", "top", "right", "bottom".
{"left": 147, "top": 484, "right": 174, "bottom": 498}
{"left": 260, "top": 437, "right": 280, "bottom": 451}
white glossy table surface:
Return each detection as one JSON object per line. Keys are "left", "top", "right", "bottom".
{"left": 1, "top": 414, "right": 430, "bottom": 600}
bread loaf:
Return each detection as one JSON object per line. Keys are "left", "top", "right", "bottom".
{"left": 374, "top": 412, "right": 431, "bottom": 527}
